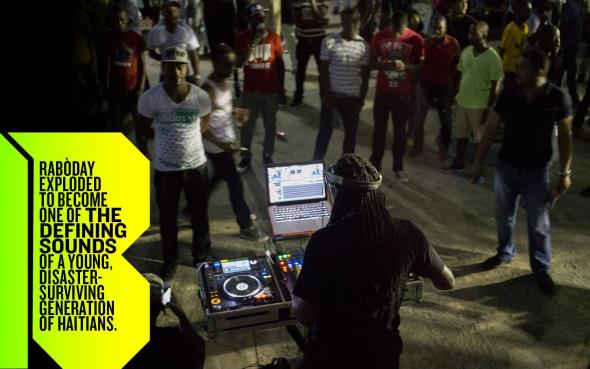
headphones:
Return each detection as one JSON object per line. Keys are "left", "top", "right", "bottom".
{"left": 324, "top": 165, "right": 382, "bottom": 192}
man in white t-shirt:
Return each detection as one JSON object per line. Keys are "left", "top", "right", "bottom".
{"left": 312, "top": 8, "right": 370, "bottom": 159}
{"left": 147, "top": 0, "right": 201, "bottom": 84}
{"left": 138, "top": 46, "right": 212, "bottom": 281}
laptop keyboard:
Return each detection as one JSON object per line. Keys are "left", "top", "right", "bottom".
{"left": 273, "top": 203, "right": 330, "bottom": 222}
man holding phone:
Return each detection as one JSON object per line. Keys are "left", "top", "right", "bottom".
{"left": 126, "top": 273, "right": 205, "bottom": 369}
{"left": 472, "top": 49, "right": 573, "bottom": 295}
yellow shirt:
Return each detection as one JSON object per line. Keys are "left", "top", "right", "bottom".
{"left": 501, "top": 21, "right": 529, "bottom": 73}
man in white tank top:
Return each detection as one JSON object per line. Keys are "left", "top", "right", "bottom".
{"left": 201, "top": 44, "right": 269, "bottom": 242}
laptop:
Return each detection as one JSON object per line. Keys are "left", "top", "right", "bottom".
{"left": 265, "top": 161, "right": 332, "bottom": 239}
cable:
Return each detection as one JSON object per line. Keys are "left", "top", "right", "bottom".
{"left": 253, "top": 331, "right": 260, "bottom": 366}
{"left": 239, "top": 332, "right": 263, "bottom": 369}
{"left": 194, "top": 261, "right": 206, "bottom": 288}
{"left": 240, "top": 364, "right": 261, "bottom": 369}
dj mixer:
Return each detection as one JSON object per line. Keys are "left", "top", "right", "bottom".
{"left": 273, "top": 248, "right": 423, "bottom": 302}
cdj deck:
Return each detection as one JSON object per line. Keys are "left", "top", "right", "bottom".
{"left": 198, "top": 256, "right": 296, "bottom": 338}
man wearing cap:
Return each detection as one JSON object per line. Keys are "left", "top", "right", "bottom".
{"left": 147, "top": 0, "right": 201, "bottom": 84}
{"left": 235, "top": 3, "right": 286, "bottom": 173}
{"left": 137, "top": 45, "right": 212, "bottom": 280}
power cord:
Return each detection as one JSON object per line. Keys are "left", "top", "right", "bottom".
{"left": 253, "top": 331, "right": 260, "bottom": 366}
{"left": 194, "top": 261, "right": 206, "bottom": 288}
{"left": 240, "top": 332, "right": 262, "bottom": 369}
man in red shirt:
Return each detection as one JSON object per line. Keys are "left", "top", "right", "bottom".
{"left": 370, "top": 11, "right": 424, "bottom": 183}
{"left": 235, "top": 3, "right": 286, "bottom": 173}
{"left": 410, "top": 15, "right": 460, "bottom": 160}
{"left": 101, "top": 8, "right": 147, "bottom": 133}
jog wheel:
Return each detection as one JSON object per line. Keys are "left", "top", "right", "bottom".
{"left": 222, "top": 275, "right": 262, "bottom": 300}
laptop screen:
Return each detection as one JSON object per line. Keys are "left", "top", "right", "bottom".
{"left": 267, "top": 162, "right": 326, "bottom": 205}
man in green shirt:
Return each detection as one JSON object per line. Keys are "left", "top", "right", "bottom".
{"left": 444, "top": 21, "right": 503, "bottom": 172}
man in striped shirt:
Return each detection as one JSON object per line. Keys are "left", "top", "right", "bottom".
{"left": 291, "top": 0, "right": 329, "bottom": 107}
{"left": 313, "top": 8, "right": 370, "bottom": 159}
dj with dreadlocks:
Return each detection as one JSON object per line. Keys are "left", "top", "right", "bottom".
{"left": 286, "top": 154, "right": 455, "bottom": 369}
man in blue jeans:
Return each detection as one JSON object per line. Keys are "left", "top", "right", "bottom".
{"left": 472, "top": 49, "right": 573, "bottom": 295}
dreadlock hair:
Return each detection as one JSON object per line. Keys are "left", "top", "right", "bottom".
{"left": 329, "top": 154, "right": 412, "bottom": 326}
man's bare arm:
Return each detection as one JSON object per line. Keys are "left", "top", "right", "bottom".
{"left": 430, "top": 265, "right": 455, "bottom": 290}
{"left": 291, "top": 294, "right": 320, "bottom": 328}
{"left": 138, "top": 51, "right": 147, "bottom": 92}
{"left": 553, "top": 115, "right": 574, "bottom": 202}
{"left": 360, "top": 65, "right": 370, "bottom": 102}
{"left": 557, "top": 116, "right": 573, "bottom": 174}
{"left": 137, "top": 114, "right": 154, "bottom": 158}
{"left": 189, "top": 49, "right": 200, "bottom": 82}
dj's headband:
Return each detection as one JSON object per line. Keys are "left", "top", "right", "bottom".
{"left": 324, "top": 165, "right": 382, "bottom": 192}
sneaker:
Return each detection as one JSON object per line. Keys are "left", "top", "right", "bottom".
{"left": 481, "top": 254, "right": 511, "bottom": 270}
{"left": 534, "top": 271, "right": 556, "bottom": 295}
{"left": 394, "top": 171, "right": 410, "bottom": 183}
{"left": 237, "top": 157, "right": 251, "bottom": 175}
{"left": 276, "top": 130, "right": 287, "bottom": 141}
{"left": 263, "top": 155, "right": 274, "bottom": 165}
{"left": 441, "top": 162, "right": 465, "bottom": 172}
{"left": 158, "top": 264, "right": 177, "bottom": 282}
{"left": 290, "top": 97, "right": 303, "bottom": 108}
{"left": 239, "top": 225, "right": 269, "bottom": 242}
{"left": 580, "top": 187, "right": 590, "bottom": 197}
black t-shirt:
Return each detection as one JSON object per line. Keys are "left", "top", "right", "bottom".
{"left": 293, "top": 215, "right": 445, "bottom": 369}
{"left": 495, "top": 82, "right": 573, "bottom": 169}
{"left": 447, "top": 14, "right": 477, "bottom": 50}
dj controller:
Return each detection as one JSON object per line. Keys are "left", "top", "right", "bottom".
{"left": 201, "top": 256, "right": 282, "bottom": 311}
{"left": 198, "top": 250, "right": 423, "bottom": 337}
{"left": 273, "top": 248, "right": 423, "bottom": 302}
{"left": 275, "top": 248, "right": 305, "bottom": 281}
{"left": 198, "top": 256, "right": 294, "bottom": 337}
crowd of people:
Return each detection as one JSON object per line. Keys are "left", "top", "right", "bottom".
{"left": 72, "top": 0, "right": 589, "bottom": 173}
{"left": 65, "top": 0, "right": 589, "bottom": 368}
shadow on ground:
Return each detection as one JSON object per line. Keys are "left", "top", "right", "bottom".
{"left": 445, "top": 274, "right": 590, "bottom": 346}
